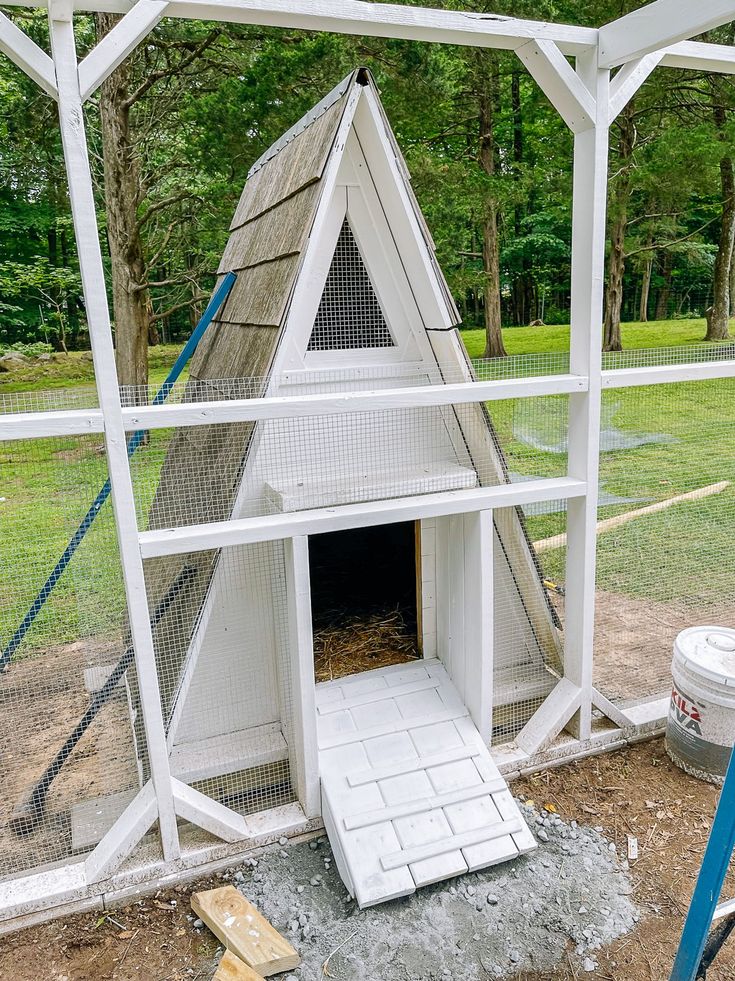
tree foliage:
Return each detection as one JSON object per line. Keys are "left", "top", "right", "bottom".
{"left": 2, "top": 2, "right": 735, "bottom": 358}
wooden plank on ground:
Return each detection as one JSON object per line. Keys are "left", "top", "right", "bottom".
{"left": 533, "top": 480, "right": 731, "bottom": 553}
{"left": 191, "top": 886, "right": 299, "bottom": 977}
{"left": 213, "top": 949, "right": 264, "bottom": 980}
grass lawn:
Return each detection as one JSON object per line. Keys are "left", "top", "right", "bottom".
{"left": 459, "top": 316, "right": 718, "bottom": 357}
{"left": 1, "top": 319, "right": 733, "bottom": 658}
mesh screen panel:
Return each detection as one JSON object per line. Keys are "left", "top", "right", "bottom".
{"left": 307, "top": 219, "right": 395, "bottom": 351}
{"left": 0, "top": 435, "right": 145, "bottom": 880}
{"left": 593, "top": 376, "right": 735, "bottom": 706}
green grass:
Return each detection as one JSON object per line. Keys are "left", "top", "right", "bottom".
{"left": 0, "top": 344, "right": 182, "bottom": 393}
{"left": 459, "top": 317, "right": 717, "bottom": 357}
{"left": 1, "top": 319, "right": 733, "bottom": 658}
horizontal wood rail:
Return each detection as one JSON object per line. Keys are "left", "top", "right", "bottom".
{"left": 139, "top": 476, "right": 586, "bottom": 557}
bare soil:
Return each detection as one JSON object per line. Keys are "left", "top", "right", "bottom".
{"left": 1, "top": 739, "right": 733, "bottom": 981}
{"left": 0, "top": 642, "right": 139, "bottom": 877}
{"left": 593, "top": 589, "right": 735, "bottom": 703}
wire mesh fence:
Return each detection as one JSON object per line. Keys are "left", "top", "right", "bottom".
{"left": 0, "top": 434, "right": 145, "bottom": 881}
{"left": 1, "top": 344, "right": 734, "bottom": 885}
{"left": 592, "top": 376, "right": 735, "bottom": 707}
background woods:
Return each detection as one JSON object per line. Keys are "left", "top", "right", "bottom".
{"left": 2, "top": 2, "right": 735, "bottom": 375}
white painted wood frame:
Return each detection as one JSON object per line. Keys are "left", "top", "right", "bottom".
{"left": 47, "top": 0, "right": 182, "bottom": 873}
{"left": 598, "top": 0, "right": 735, "bottom": 69}
{"left": 283, "top": 538, "right": 320, "bottom": 819}
{"left": 1, "top": 0, "right": 735, "bottom": 927}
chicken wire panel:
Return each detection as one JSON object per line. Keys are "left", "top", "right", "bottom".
{"left": 307, "top": 218, "right": 395, "bottom": 351}
{"left": 0, "top": 434, "right": 145, "bottom": 880}
{"left": 142, "top": 542, "right": 297, "bottom": 818}
{"left": 491, "top": 505, "right": 567, "bottom": 744}
{"left": 593, "top": 376, "right": 735, "bottom": 707}
{"left": 0, "top": 385, "right": 99, "bottom": 414}
{"left": 602, "top": 342, "right": 735, "bottom": 371}
{"left": 127, "top": 397, "right": 570, "bottom": 532}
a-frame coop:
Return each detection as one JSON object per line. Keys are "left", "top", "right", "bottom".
{"left": 141, "top": 68, "right": 561, "bottom": 905}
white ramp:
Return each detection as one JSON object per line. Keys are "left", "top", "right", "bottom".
{"left": 316, "top": 659, "right": 535, "bottom": 908}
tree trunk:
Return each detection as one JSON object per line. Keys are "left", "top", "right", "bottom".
{"left": 603, "top": 210, "right": 626, "bottom": 351}
{"left": 96, "top": 13, "right": 151, "bottom": 392}
{"left": 655, "top": 251, "right": 672, "bottom": 320}
{"left": 603, "top": 104, "right": 635, "bottom": 352}
{"left": 707, "top": 101, "right": 734, "bottom": 340}
{"left": 639, "top": 252, "right": 653, "bottom": 322}
{"left": 478, "top": 52, "right": 506, "bottom": 359}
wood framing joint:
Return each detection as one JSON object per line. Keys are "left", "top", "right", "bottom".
{"left": 516, "top": 38, "right": 596, "bottom": 133}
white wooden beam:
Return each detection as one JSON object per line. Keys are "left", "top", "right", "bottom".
{"left": 283, "top": 538, "right": 320, "bottom": 819}
{"left": 0, "top": 409, "right": 104, "bottom": 440}
{"left": 514, "top": 678, "right": 582, "bottom": 757}
{"left": 85, "top": 782, "right": 157, "bottom": 882}
{"left": 603, "top": 359, "right": 735, "bottom": 387}
{"left": 563, "top": 52, "right": 610, "bottom": 743}
{"left": 661, "top": 39, "right": 735, "bottom": 74}
{"left": 121, "top": 374, "right": 588, "bottom": 431}
{"left": 516, "top": 38, "right": 596, "bottom": 134}
{"left": 461, "top": 510, "right": 494, "bottom": 745}
{"left": 171, "top": 778, "right": 250, "bottom": 842}
{"left": 48, "top": 1, "right": 181, "bottom": 866}
{"left": 608, "top": 51, "right": 664, "bottom": 123}
{"left": 139, "top": 477, "right": 587, "bottom": 558}
{"left": 89, "top": 0, "right": 599, "bottom": 54}
{"left": 599, "top": 0, "right": 735, "bottom": 69}
{"left": 78, "top": 0, "right": 169, "bottom": 102}
{"left": 0, "top": 10, "right": 57, "bottom": 98}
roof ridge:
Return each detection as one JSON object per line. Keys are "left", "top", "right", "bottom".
{"left": 248, "top": 68, "right": 367, "bottom": 178}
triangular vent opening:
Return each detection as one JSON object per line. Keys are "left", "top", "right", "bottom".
{"left": 307, "top": 219, "right": 395, "bottom": 351}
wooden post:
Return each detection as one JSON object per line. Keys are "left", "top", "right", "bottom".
{"left": 563, "top": 50, "right": 610, "bottom": 742}
{"left": 462, "top": 510, "right": 494, "bottom": 745}
{"left": 47, "top": 0, "right": 180, "bottom": 867}
{"left": 284, "top": 537, "right": 320, "bottom": 818}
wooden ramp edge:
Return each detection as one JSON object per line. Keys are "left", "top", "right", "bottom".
{"left": 317, "top": 659, "right": 536, "bottom": 908}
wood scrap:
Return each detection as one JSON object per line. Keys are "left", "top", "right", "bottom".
{"left": 191, "top": 885, "right": 299, "bottom": 977}
{"left": 213, "top": 949, "right": 264, "bottom": 980}
{"left": 533, "top": 480, "right": 731, "bottom": 553}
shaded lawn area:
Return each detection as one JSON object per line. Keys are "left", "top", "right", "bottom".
{"left": 1, "top": 320, "right": 733, "bottom": 659}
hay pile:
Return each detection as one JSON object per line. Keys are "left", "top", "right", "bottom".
{"left": 313, "top": 608, "right": 419, "bottom": 683}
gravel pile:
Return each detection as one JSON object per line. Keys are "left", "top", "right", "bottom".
{"left": 201, "top": 799, "right": 638, "bottom": 980}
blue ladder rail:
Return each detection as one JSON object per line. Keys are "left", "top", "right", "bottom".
{"left": 0, "top": 271, "right": 236, "bottom": 672}
{"left": 670, "top": 746, "right": 735, "bottom": 981}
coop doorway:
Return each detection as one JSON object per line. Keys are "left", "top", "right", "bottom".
{"left": 308, "top": 522, "right": 421, "bottom": 683}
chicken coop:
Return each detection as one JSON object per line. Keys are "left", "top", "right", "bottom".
{"left": 1, "top": 0, "right": 735, "bottom": 927}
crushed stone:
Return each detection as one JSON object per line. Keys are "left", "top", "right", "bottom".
{"left": 210, "top": 800, "right": 637, "bottom": 980}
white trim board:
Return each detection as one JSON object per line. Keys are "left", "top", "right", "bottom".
{"left": 140, "top": 477, "right": 587, "bottom": 557}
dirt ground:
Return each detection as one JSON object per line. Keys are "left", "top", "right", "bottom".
{"left": 592, "top": 590, "right": 735, "bottom": 704}
{"left": 0, "top": 642, "right": 139, "bottom": 877}
{"left": 0, "top": 737, "right": 733, "bottom": 981}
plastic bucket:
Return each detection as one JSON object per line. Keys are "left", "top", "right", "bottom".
{"left": 666, "top": 626, "right": 735, "bottom": 785}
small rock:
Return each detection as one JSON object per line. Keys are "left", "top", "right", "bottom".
{"left": 192, "top": 918, "right": 203, "bottom": 930}
{"left": 296, "top": 885, "right": 304, "bottom": 894}
{"left": 466, "top": 885, "right": 476, "bottom": 896}
{"left": 309, "top": 877, "right": 320, "bottom": 886}
{"left": 509, "top": 950, "right": 521, "bottom": 963}
{"left": 279, "top": 837, "right": 288, "bottom": 846}
{"left": 487, "top": 894, "right": 499, "bottom": 905}
{"left": 309, "top": 841, "right": 319, "bottom": 851}
{"left": 298, "top": 914, "right": 308, "bottom": 927}
{"left": 582, "top": 958, "right": 597, "bottom": 973}
{"left": 537, "top": 829, "right": 549, "bottom": 843}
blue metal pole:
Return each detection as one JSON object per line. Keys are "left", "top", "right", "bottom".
{"left": 670, "top": 747, "right": 735, "bottom": 981}
{"left": 0, "top": 272, "right": 236, "bottom": 672}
